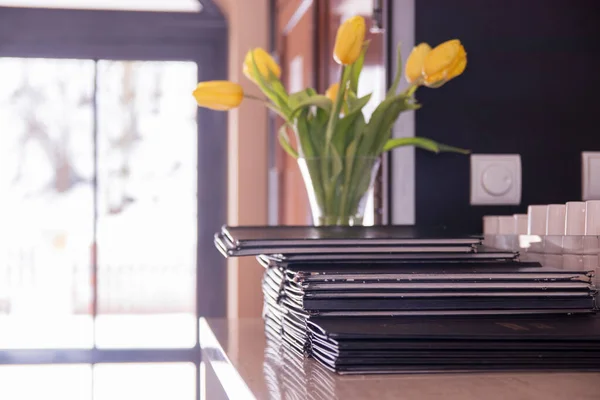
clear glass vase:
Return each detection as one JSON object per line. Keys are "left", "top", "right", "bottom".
{"left": 298, "top": 156, "right": 381, "bottom": 226}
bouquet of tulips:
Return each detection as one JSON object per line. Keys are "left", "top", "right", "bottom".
{"left": 193, "top": 15, "right": 469, "bottom": 225}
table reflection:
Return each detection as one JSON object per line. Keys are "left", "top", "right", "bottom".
{"left": 263, "top": 335, "right": 335, "bottom": 400}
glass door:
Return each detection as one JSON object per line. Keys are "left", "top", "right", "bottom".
{"left": 94, "top": 60, "right": 198, "bottom": 349}
{"left": 0, "top": 4, "right": 227, "bottom": 399}
{"left": 0, "top": 57, "right": 96, "bottom": 349}
{"left": 0, "top": 57, "right": 199, "bottom": 349}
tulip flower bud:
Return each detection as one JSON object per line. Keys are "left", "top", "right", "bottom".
{"left": 405, "top": 43, "right": 431, "bottom": 84}
{"left": 325, "top": 83, "right": 339, "bottom": 102}
{"left": 333, "top": 16, "right": 366, "bottom": 65}
{"left": 243, "top": 48, "right": 281, "bottom": 83}
{"left": 423, "top": 39, "right": 467, "bottom": 87}
{"left": 193, "top": 81, "right": 244, "bottom": 111}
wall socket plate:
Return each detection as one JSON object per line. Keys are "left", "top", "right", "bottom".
{"left": 583, "top": 152, "right": 600, "bottom": 201}
{"left": 470, "top": 154, "right": 521, "bottom": 205}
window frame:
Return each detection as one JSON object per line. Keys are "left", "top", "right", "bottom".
{"left": 0, "top": 2, "right": 227, "bottom": 368}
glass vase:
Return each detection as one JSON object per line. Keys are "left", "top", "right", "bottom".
{"left": 298, "top": 156, "right": 381, "bottom": 226}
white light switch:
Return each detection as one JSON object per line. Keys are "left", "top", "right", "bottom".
{"left": 582, "top": 152, "right": 600, "bottom": 200}
{"left": 470, "top": 154, "right": 521, "bottom": 205}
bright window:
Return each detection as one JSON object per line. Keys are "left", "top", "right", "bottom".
{"left": 0, "top": 0, "right": 202, "bottom": 12}
{"left": 0, "top": 58, "right": 198, "bottom": 349}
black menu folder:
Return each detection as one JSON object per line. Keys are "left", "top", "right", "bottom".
{"left": 324, "top": 363, "right": 600, "bottom": 375}
{"left": 307, "top": 315, "right": 600, "bottom": 341}
{"left": 262, "top": 251, "right": 518, "bottom": 262}
{"left": 233, "top": 223, "right": 600, "bottom": 375}
{"left": 298, "top": 296, "right": 596, "bottom": 312}
{"left": 269, "top": 264, "right": 597, "bottom": 309}
{"left": 215, "top": 225, "right": 491, "bottom": 257}
{"left": 281, "top": 262, "right": 596, "bottom": 283}
{"left": 262, "top": 263, "right": 597, "bottom": 318}
{"left": 306, "top": 315, "right": 600, "bottom": 374}
{"left": 309, "top": 335, "right": 600, "bottom": 352}
{"left": 222, "top": 225, "right": 482, "bottom": 247}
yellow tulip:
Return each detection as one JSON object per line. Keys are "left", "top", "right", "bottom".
{"left": 243, "top": 48, "right": 281, "bottom": 83}
{"left": 333, "top": 16, "right": 366, "bottom": 65}
{"left": 192, "top": 81, "right": 243, "bottom": 111}
{"left": 405, "top": 43, "right": 431, "bottom": 84}
{"left": 325, "top": 83, "right": 339, "bottom": 102}
{"left": 423, "top": 39, "right": 467, "bottom": 87}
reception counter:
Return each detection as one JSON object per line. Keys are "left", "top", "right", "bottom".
{"left": 199, "top": 318, "right": 600, "bottom": 399}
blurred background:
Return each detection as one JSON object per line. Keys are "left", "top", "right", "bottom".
{"left": 0, "top": 57, "right": 199, "bottom": 349}
{"left": 0, "top": 1, "right": 228, "bottom": 399}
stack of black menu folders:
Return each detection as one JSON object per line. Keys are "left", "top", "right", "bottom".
{"left": 215, "top": 225, "right": 600, "bottom": 374}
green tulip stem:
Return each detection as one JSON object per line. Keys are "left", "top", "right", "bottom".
{"left": 400, "top": 83, "right": 420, "bottom": 98}
{"left": 321, "top": 66, "right": 351, "bottom": 211}
{"left": 243, "top": 94, "right": 267, "bottom": 102}
{"left": 324, "top": 66, "right": 347, "bottom": 149}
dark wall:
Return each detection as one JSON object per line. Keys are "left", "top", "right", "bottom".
{"left": 414, "top": 0, "right": 600, "bottom": 233}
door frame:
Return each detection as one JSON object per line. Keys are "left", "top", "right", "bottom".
{"left": 387, "top": 0, "right": 416, "bottom": 225}
{"left": 0, "top": 4, "right": 227, "bottom": 363}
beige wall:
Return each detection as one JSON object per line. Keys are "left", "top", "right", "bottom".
{"left": 213, "top": 0, "right": 269, "bottom": 318}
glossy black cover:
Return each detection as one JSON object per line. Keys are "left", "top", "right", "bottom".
{"left": 334, "top": 365, "right": 600, "bottom": 375}
{"left": 282, "top": 261, "right": 544, "bottom": 275}
{"left": 222, "top": 225, "right": 481, "bottom": 246}
{"left": 265, "top": 251, "right": 518, "bottom": 262}
{"left": 315, "top": 347, "right": 600, "bottom": 360}
{"left": 309, "top": 335, "right": 600, "bottom": 352}
{"left": 311, "top": 346, "right": 600, "bottom": 366}
{"left": 300, "top": 296, "right": 595, "bottom": 312}
{"left": 216, "top": 232, "right": 476, "bottom": 257}
{"left": 307, "top": 315, "right": 600, "bottom": 341}
{"left": 308, "top": 345, "right": 600, "bottom": 374}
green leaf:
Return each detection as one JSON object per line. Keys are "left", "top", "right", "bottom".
{"left": 265, "top": 103, "right": 288, "bottom": 120}
{"left": 349, "top": 114, "right": 366, "bottom": 145}
{"left": 295, "top": 109, "right": 314, "bottom": 158}
{"left": 347, "top": 93, "right": 372, "bottom": 114}
{"left": 278, "top": 125, "right": 298, "bottom": 158}
{"left": 288, "top": 89, "right": 315, "bottom": 108}
{"left": 314, "top": 103, "right": 329, "bottom": 126}
{"left": 289, "top": 95, "right": 332, "bottom": 119}
{"left": 360, "top": 97, "right": 403, "bottom": 156}
{"left": 386, "top": 44, "right": 403, "bottom": 98}
{"left": 288, "top": 88, "right": 316, "bottom": 110}
{"left": 307, "top": 111, "right": 327, "bottom": 156}
{"left": 370, "top": 101, "right": 404, "bottom": 154}
{"left": 329, "top": 145, "right": 344, "bottom": 183}
{"left": 335, "top": 107, "right": 366, "bottom": 152}
{"left": 339, "top": 138, "right": 359, "bottom": 215}
{"left": 344, "top": 139, "right": 358, "bottom": 182}
{"left": 268, "top": 69, "right": 289, "bottom": 104}
{"left": 325, "top": 66, "right": 351, "bottom": 147}
{"left": 349, "top": 41, "right": 370, "bottom": 94}
{"left": 250, "top": 52, "right": 290, "bottom": 118}
{"left": 331, "top": 124, "right": 347, "bottom": 160}
{"left": 319, "top": 146, "right": 344, "bottom": 217}
{"left": 404, "top": 102, "right": 422, "bottom": 111}
{"left": 361, "top": 90, "right": 426, "bottom": 155}
{"left": 345, "top": 137, "right": 358, "bottom": 162}
{"left": 382, "top": 137, "right": 471, "bottom": 154}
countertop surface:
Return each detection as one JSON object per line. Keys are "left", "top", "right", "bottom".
{"left": 200, "top": 318, "right": 600, "bottom": 400}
